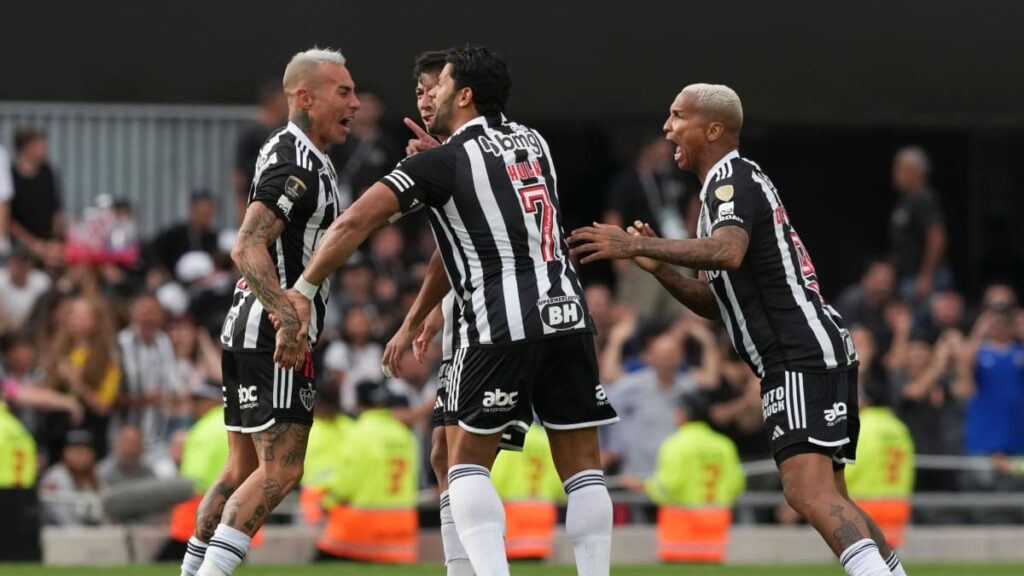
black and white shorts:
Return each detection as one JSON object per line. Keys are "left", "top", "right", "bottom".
{"left": 222, "top": 350, "right": 316, "bottom": 433}
{"left": 760, "top": 367, "right": 860, "bottom": 469}
{"left": 432, "top": 358, "right": 526, "bottom": 451}
{"left": 442, "top": 333, "right": 619, "bottom": 437}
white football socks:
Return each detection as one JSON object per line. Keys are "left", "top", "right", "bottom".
{"left": 886, "top": 550, "right": 908, "bottom": 575}
{"left": 840, "top": 538, "right": 893, "bottom": 576}
{"left": 563, "top": 469, "right": 613, "bottom": 576}
{"left": 448, "top": 465, "right": 509, "bottom": 576}
{"left": 440, "top": 490, "right": 475, "bottom": 576}
{"left": 180, "top": 536, "right": 207, "bottom": 576}
{"left": 197, "top": 524, "right": 251, "bottom": 576}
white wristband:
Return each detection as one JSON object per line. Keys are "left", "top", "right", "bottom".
{"left": 293, "top": 274, "right": 319, "bottom": 301}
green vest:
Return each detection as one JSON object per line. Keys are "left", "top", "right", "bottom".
{"left": 0, "top": 402, "right": 37, "bottom": 488}
{"left": 645, "top": 421, "right": 744, "bottom": 506}
{"left": 491, "top": 425, "right": 564, "bottom": 503}
{"left": 324, "top": 409, "right": 418, "bottom": 509}
{"left": 303, "top": 414, "right": 352, "bottom": 489}
{"left": 180, "top": 406, "right": 229, "bottom": 494}
{"left": 845, "top": 407, "right": 915, "bottom": 498}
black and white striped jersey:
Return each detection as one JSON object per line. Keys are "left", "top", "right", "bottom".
{"left": 382, "top": 115, "right": 592, "bottom": 349}
{"left": 697, "top": 150, "right": 858, "bottom": 378}
{"left": 221, "top": 122, "right": 346, "bottom": 352}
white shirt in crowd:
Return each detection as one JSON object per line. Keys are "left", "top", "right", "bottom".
{"left": 0, "top": 267, "right": 51, "bottom": 328}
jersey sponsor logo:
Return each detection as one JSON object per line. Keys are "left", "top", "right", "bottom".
{"left": 539, "top": 296, "right": 585, "bottom": 330}
{"left": 761, "top": 386, "right": 786, "bottom": 420}
{"left": 238, "top": 385, "right": 259, "bottom": 410}
{"left": 299, "top": 382, "right": 316, "bottom": 412}
{"left": 718, "top": 201, "right": 735, "bottom": 218}
{"left": 476, "top": 131, "right": 543, "bottom": 159}
{"left": 482, "top": 388, "right": 518, "bottom": 411}
{"left": 824, "top": 402, "right": 848, "bottom": 425}
{"left": 715, "top": 185, "right": 735, "bottom": 201}
{"left": 437, "top": 361, "right": 452, "bottom": 389}
{"left": 595, "top": 384, "right": 610, "bottom": 406}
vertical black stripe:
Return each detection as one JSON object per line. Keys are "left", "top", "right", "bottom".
{"left": 432, "top": 207, "right": 481, "bottom": 345}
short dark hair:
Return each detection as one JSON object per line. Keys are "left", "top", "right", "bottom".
{"left": 13, "top": 126, "right": 45, "bottom": 154}
{"left": 413, "top": 50, "right": 448, "bottom": 81}
{"left": 444, "top": 44, "right": 511, "bottom": 117}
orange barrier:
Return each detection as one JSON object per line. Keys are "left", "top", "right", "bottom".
{"left": 504, "top": 501, "right": 557, "bottom": 560}
{"left": 656, "top": 507, "right": 731, "bottom": 563}
{"left": 317, "top": 505, "right": 418, "bottom": 563}
{"left": 856, "top": 499, "right": 911, "bottom": 548}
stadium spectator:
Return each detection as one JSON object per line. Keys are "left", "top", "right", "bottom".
{"left": 628, "top": 393, "right": 744, "bottom": 563}
{"left": 232, "top": 81, "right": 288, "bottom": 222}
{"left": 324, "top": 305, "right": 384, "bottom": 413}
{"left": 43, "top": 296, "right": 121, "bottom": 458}
{"left": 327, "top": 87, "right": 401, "bottom": 203}
{"left": 835, "top": 258, "right": 897, "bottom": 353}
{"left": 889, "top": 146, "right": 950, "bottom": 305}
{"left": 0, "top": 248, "right": 51, "bottom": 331}
{"left": 604, "top": 134, "right": 696, "bottom": 322}
{"left": 9, "top": 127, "right": 64, "bottom": 268}
{"left": 921, "top": 290, "right": 966, "bottom": 343}
{"left": 1, "top": 331, "right": 83, "bottom": 439}
{"left": 845, "top": 372, "right": 915, "bottom": 549}
{"left": 956, "top": 283, "right": 1024, "bottom": 457}
{"left": 115, "top": 294, "right": 186, "bottom": 449}
{"left": 150, "top": 191, "right": 220, "bottom": 274}
{"left": 0, "top": 396, "right": 37, "bottom": 489}
{"left": 0, "top": 144, "right": 12, "bottom": 254}
{"left": 97, "top": 424, "right": 156, "bottom": 487}
{"left": 169, "top": 315, "right": 222, "bottom": 398}
{"left": 604, "top": 322, "right": 717, "bottom": 477}
{"left": 706, "top": 344, "right": 768, "bottom": 461}
{"left": 39, "top": 429, "right": 100, "bottom": 526}
{"left": 316, "top": 380, "right": 419, "bottom": 563}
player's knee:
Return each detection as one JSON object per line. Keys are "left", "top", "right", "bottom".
{"left": 782, "top": 477, "right": 821, "bottom": 517}
{"left": 267, "top": 462, "right": 305, "bottom": 493}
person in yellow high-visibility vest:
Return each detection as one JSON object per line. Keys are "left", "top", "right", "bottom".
{"left": 845, "top": 377, "right": 915, "bottom": 548}
{"left": 298, "top": 380, "right": 351, "bottom": 525}
{"left": 0, "top": 400, "right": 37, "bottom": 489}
{"left": 491, "top": 424, "right": 565, "bottom": 560}
{"left": 317, "top": 380, "right": 419, "bottom": 563}
{"left": 630, "top": 393, "right": 744, "bottom": 563}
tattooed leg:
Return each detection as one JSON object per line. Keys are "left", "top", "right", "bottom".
{"left": 835, "top": 470, "right": 895, "bottom": 557}
{"left": 779, "top": 452, "right": 871, "bottom": 556}
{"left": 193, "top": 431, "right": 259, "bottom": 542}
{"left": 220, "top": 422, "right": 311, "bottom": 537}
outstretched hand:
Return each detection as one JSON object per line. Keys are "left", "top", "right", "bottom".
{"left": 404, "top": 118, "right": 439, "bottom": 157}
{"left": 568, "top": 222, "right": 639, "bottom": 264}
{"left": 413, "top": 306, "right": 445, "bottom": 364}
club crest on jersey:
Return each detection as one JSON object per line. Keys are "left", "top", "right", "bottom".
{"left": 299, "top": 382, "right": 316, "bottom": 412}
{"left": 538, "top": 295, "right": 585, "bottom": 331}
{"left": 715, "top": 185, "right": 734, "bottom": 201}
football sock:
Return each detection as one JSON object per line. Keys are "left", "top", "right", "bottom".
{"left": 448, "top": 464, "right": 509, "bottom": 576}
{"left": 840, "top": 538, "right": 893, "bottom": 576}
{"left": 180, "top": 536, "right": 207, "bottom": 576}
{"left": 197, "top": 524, "right": 251, "bottom": 576}
{"left": 440, "top": 490, "right": 475, "bottom": 576}
{"left": 564, "top": 469, "right": 613, "bottom": 576}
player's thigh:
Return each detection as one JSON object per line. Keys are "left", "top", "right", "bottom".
{"left": 547, "top": 426, "right": 602, "bottom": 482}
{"left": 225, "top": 430, "right": 258, "bottom": 481}
{"left": 442, "top": 345, "right": 534, "bottom": 445}
{"left": 531, "top": 334, "right": 618, "bottom": 431}
{"left": 761, "top": 369, "right": 856, "bottom": 471}
{"left": 445, "top": 424, "right": 501, "bottom": 469}
{"left": 777, "top": 451, "right": 841, "bottom": 511}
{"left": 234, "top": 352, "right": 316, "bottom": 435}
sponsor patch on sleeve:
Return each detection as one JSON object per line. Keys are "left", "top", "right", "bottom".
{"left": 715, "top": 184, "right": 735, "bottom": 201}
{"left": 283, "top": 175, "right": 307, "bottom": 201}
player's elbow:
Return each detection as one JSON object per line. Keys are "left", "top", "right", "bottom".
{"left": 720, "top": 251, "right": 744, "bottom": 271}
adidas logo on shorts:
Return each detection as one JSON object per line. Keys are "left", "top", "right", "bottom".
{"left": 772, "top": 425, "right": 785, "bottom": 440}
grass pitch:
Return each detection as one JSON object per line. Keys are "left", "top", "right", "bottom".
{"left": 1, "top": 563, "right": 1022, "bottom": 575}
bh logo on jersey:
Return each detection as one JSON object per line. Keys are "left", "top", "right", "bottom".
{"left": 824, "top": 402, "right": 847, "bottom": 426}
{"left": 762, "top": 386, "right": 786, "bottom": 421}
{"left": 539, "top": 296, "right": 585, "bottom": 331}
{"left": 238, "top": 385, "right": 258, "bottom": 410}
{"left": 482, "top": 389, "right": 518, "bottom": 412}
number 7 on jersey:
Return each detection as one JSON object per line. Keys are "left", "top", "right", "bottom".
{"left": 517, "top": 183, "right": 556, "bottom": 262}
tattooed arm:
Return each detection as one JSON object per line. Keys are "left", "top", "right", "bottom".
{"left": 231, "top": 202, "right": 305, "bottom": 367}
{"left": 627, "top": 222, "right": 720, "bottom": 320}
{"left": 570, "top": 222, "right": 749, "bottom": 271}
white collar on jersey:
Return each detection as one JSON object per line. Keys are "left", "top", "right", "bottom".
{"left": 699, "top": 149, "right": 740, "bottom": 202}
{"left": 443, "top": 113, "right": 508, "bottom": 144}
{"left": 286, "top": 121, "right": 329, "bottom": 165}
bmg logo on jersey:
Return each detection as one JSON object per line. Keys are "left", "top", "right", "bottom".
{"left": 539, "top": 296, "right": 585, "bottom": 331}
{"left": 824, "top": 402, "right": 847, "bottom": 425}
{"left": 238, "top": 385, "right": 259, "bottom": 410}
{"left": 762, "top": 385, "right": 786, "bottom": 420}
{"left": 482, "top": 389, "right": 518, "bottom": 412}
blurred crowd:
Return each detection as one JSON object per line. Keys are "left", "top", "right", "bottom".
{"left": 0, "top": 90, "right": 1022, "bottom": 530}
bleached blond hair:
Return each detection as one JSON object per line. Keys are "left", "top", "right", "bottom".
{"left": 283, "top": 47, "right": 346, "bottom": 93}
{"left": 681, "top": 83, "right": 743, "bottom": 133}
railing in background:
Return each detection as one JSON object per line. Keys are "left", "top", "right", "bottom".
{"left": 0, "top": 101, "right": 257, "bottom": 236}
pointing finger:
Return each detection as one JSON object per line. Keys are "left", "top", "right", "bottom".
{"left": 403, "top": 117, "right": 432, "bottom": 140}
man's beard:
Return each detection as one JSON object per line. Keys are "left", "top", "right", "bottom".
{"left": 430, "top": 98, "right": 454, "bottom": 138}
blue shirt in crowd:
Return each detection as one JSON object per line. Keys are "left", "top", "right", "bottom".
{"left": 964, "top": 342, "right": 1024, "bottom": 455}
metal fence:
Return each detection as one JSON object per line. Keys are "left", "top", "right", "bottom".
{"left": 0, "top": 101, "right": 257, "bottom": 236}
